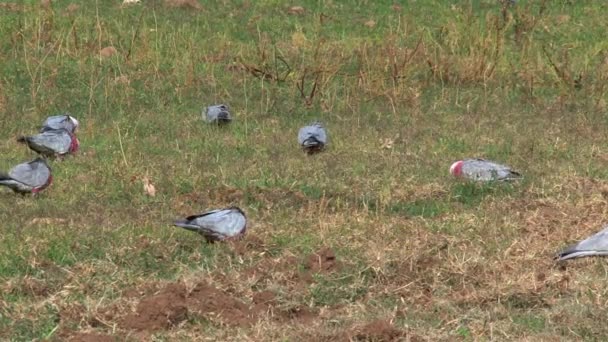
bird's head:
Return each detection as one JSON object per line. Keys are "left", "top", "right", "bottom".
{"left": 69, "top": 116, "right": 79, "bottom": 131}
{"left": 449, "top": 160, "right": 464, "bottom": 177}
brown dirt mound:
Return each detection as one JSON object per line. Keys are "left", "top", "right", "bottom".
{"left": 346, "top": 320, "right": 408, "bottom": 342}
{"left": 304, "top": 247, "right": 339, "bottom": 273}
{"left": 121, "top": 283, "right": 188, "bottom": 331}
{"left": 186, "top": 282, "right": 254, "bottom": 326}
{"left": 120, "top": 280, "right": 318, "bottom": 332}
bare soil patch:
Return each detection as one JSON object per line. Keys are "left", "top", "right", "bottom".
{"left": 118, "top": 279, "right": 317, "bottom": 333}
{"left": 120, "top": 283, "right": 188, "bottom": 331}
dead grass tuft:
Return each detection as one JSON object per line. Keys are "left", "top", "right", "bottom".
{"left": 164, "top": 0, "right": 202, "bottom": 11}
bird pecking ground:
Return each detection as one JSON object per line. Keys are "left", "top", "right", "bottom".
{"left": 1, "top": 0, "right": 608, "bottom": 340}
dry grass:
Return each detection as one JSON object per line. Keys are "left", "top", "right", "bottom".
{"left": 1, "top": 0, "right": 608, "bottom": 340}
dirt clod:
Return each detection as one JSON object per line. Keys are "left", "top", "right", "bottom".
{"left": 99, "top": 46, "right": 117, "bottom": 58}
{"left": 347, "top": 320, "right": 407, "bottom": 341}
{"left": 304, "top": 247, "right": 339, "bottom": 273}
{"left": 121, "top": 283, "right": 188, "bottom": 331}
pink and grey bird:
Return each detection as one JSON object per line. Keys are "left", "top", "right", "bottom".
{"left": 204, "top": 104, "right": 232, "bottom": 124}
{"left": 173, "top": 207, "right": 247, "bottom": 242}
{"left": 556, "top": 225, "right": 608, "bottom": 261}
{"left": 0, "top": 158, "right": 52, "bottom": 194}
{"left": 17, "top": 129, "right": 79, "bottom": 158}
{"left": 41, "top": 114, "right": 79, "bottom": 133}
{"left": 298, "top": 122, "right": 327, "bottom": 154}
{"left": 449, "top": 158, "right": 521, "bottom": 182}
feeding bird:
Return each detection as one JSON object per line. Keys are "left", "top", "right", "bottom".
{"left": 298, "top": 122, "right": 327, "bottom": 154}
{"left": 0, "top": 158, "right": 52, "bottom": 194}
{"left": 449, "top": 158, "right": 521, "bottom": 182}
{"left": 41, "top": 114, "right": 79, "bottom": 133}
{"left": 173, "top": 207, "right": 247, "bottom": 242}
{"left": 204, "top": 104, "right": 232, "bottom": 124}
{"left": 17, "top": 129, "right": 80, "bottom": 159}
{"left": 556, "top": 225, "right": 608, "bottom": 261}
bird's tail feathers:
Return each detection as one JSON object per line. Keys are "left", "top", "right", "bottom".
{"left": 302, "top": 136, "right": 321, "bottom": 147}
{"left": 555, "top": 250, "right": 605, "bottom": 261}
{"left": 0, "top": 172, "right": 10, "bottom": 181}
{"left": 217, "top": 111, "right": 232, "bottom": 121}
{"left": 510, "top": 170, "right": 522, "bottom": 178}
{"left": 173, "top": 220, "right": 202, "bottom": 232}
{"left": 16, "top": 136, "right": 29, "bottom": 144}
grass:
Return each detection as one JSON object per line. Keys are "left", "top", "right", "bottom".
{"left": 1, "top": 0, "right": 608, "bottom": 340}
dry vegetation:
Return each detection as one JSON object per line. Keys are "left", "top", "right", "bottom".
{"left": 1, "top": 0, "right": 608, "bottom": 340}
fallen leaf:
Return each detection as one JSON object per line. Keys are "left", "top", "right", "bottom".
{"left": 380, "top": 138, "right": 394, "bottom": 150}
{"left": 288, "top": 6, "right": 305, "bottom": 15}
{"left": 364, "top": 20, "right": 376, "bottom": 28}
{"left": 99, "top": 46, "right": 117, "bottom": 58}
{"left": 143, "top": 177, "right": 156, "bottom": 197}
{"left": 29, "top": 218, "right": 67, "bottom": 226}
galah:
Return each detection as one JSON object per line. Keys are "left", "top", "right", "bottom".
{"left": 556, "top": 226, "right": 608, "bottom": 261}
{"left": 204, "top": 104, "right": 232, "bottom": 124}
{"left": 449, "top": 158, "right": 521, "bottom": 182}
{"left": 0, "top": 158, "right": 52, "bottom": 194}
{"left": 173, "top": 207, "right": 247, "bottom": 242}
{"left": 298, "top": 122, "right": 327, "bottom": 154}
{"left": 18, "top": 128, "right": 80, "bottom": 159}
{"left": 41, "top": 114, "right": 79, "bottom": 133}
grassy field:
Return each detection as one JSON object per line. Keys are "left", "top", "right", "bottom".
{"left": 1, "top": 0, "right": 608, "bottom": 340}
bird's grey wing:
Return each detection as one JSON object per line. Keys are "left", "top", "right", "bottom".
{"left": 204, "top": 106, "right": 217, "bottom": 122}
{"left": 315, "top": 126, "right": 327, "bottom": 145}
{"left": 298, "top": 126, "right": 320, "bottom": 145}
{"left": 42, "top": 115, "right": 75, "bottom": 132}
{"left": 297, "top": 127, "right": 310, "bottom": 145}
{"left": 557, "top": 227, "right": 608, "bottom": 261}
{"left": 8, "top": 162, "right": 49, "bottom": 187}
{"left": 463, "top": 159, "right": 519, "bottom": 181}
{"left": 206, "top": 105, "right": 230, "bottom": 122}
{"left": 193, "top": 209, "right": 246, "bottom": 237}
{"left": 30, "top": 131, "right": 72, "bottom": 154}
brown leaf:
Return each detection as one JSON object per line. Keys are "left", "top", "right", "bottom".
{"left": 29, "top": 218, "right": 67, "bottom": 226}
{"left": 287, "top": 6, "right": 305, "bottom": 15}
{"left": 99, "top": 46, "right": 117, "bottom": 58}
{"left": 364, "top": 20, "right": 376, "bottom": 28}
{"left": 143, "top": 177, "right": 156, "bottom": 197}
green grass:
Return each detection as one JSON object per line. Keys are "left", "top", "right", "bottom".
{"left": 1, "top": 0, "right": 608, "bottom": 340}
